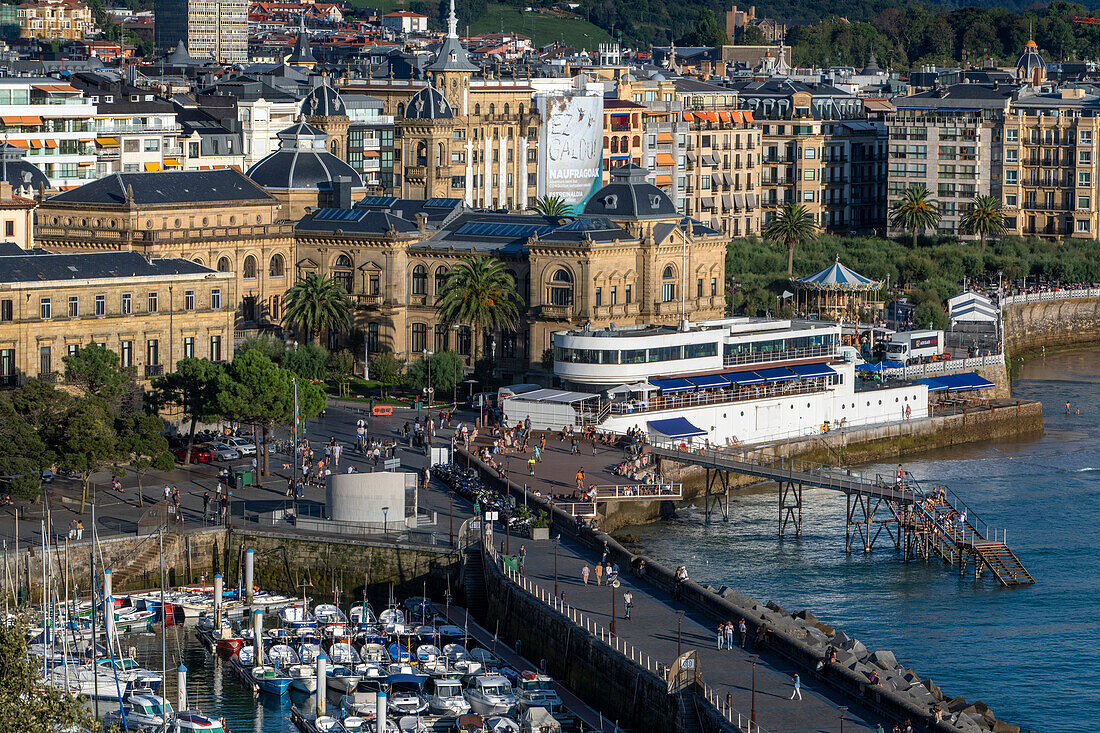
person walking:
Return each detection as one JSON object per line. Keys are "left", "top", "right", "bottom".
{"left": 575, "top": 468, "right": 585, "bottom": 491}
{"left": 717, "top": 623, "right": 725, "bottom": 650}
{"left": 738, "top": 618, "right": 747, "bottom": 648}
{"left": 726, "top": 621, "right": 736, "bottom": 651}
{"left": 581, "top": 564, "right": 590, "bottom": 585}
{"left": 518, "top": 545, "right": 527, "bottom": 574}
{"left": 76, "top": 520, "right": 83, "bottom": 540}
{"left": 790, "top": 673, "right": 802, "bottom": 700}
{"left": 623, "top": 590, "right": 632, "bottom": 620}
{"left": 203, "top": 491, "right": 211, "bottom": 519}
{"left": 528, "top": 457, "right": 536, "bottom": 476}
{"left": 594, "top": 562, "right": 604, "bottom": 586}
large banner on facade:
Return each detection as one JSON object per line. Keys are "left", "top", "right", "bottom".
{"left": 536, "top": 92, "right": 603, "bottom": 212}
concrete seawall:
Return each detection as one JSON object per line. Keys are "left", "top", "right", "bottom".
{"left": 1003, "top": 296, "right": 1100, "bottom": 356}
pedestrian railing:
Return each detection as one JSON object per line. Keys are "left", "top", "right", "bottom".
{"left": 487, "top": 542, "right": 768, "bottom": 733}
{"left": 590, "top": 483, "right": 683, "bottom": 500}
{"left": 1001, "top": 287, "right": 1100, "bottom": 306}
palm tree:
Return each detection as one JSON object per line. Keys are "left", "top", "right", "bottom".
{"left": 530, "top": 195, "right": 572, "bottom": 217}
{"left": 762, "top": 202, "right": 817, "bottom": 276}
{"left": 890, "top": 185, "right": 940, "bottom": 247}
{"left": 436, "top": 256, "right": 520, "bottom": 362}
{"left": 960, "top": 195, "right": 1006, "bottom": 253}
{"left": 281, "top": 273, "right": 353, "bottom": 345}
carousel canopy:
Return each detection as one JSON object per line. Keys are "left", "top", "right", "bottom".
{"left": 794, "top": 258, "right": 883, "bottom": 292}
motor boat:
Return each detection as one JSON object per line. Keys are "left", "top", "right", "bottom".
{"left": 455, "top": 716, "right": 489, "bottom": 733}
{"left": 196, "top": 615, "right": 243, "bottom": 655}
{"left": 463, "top": 674, "right": 517, "bottom": 717}
{"left": 379, "top": 608, "right": 406, "bottom": 635}
{"left": 511, "top": 671, "right": 563, "bottom": 714}
{"left": 518, "top": 706, "right": 562, "bottom": 733}
{"left": 314, "top": 604, "right": 349, "bottom": 629}
{"left": 299, "top": 643, "right": 322, "bottom": 664}
{"left": 387, "top": 643, "right": 412, "bottom": 664}
{"left": 249, "top": 663, "right": 292, "bottom": 696}
{"left": 288, "top": 663, "right": 317, "bottom": 694}
{"left": 444, "top": 644, "right": 481, "bottom": 676}
{"left": 402, "top": 597, "right": 434, "bottom": 624}
{"left": 467, "top": 648, "right": 501, "bottom": 671}
{"left": 338, "top": 676, "right": 384, "bottom": 718}
{"left": 103, "top": 693, "right": 173, "bottom": 730}
{"left": 415, "top": 645, "right": 440, "bottom": 665}
{"left": 348, "top": 602, "right": 376, "bottom": 627}
{"left": 113, "top": 607, "right": 156, "bottom": 632}
{"left": 173, "top": 710, "right": 227, "bottom": 732}
{"left": 327, "top": 663, "right": 361, "bottom": 694}
{"left": 359, "top": 643, "right": 386, "bottom": 665}
{"left": 329, "top": 641, "right": 361, "bottom": 666}
{"left": 340, "top": 716, "right": 367, "bottom": 733}
{"left": 397, "top": 717, "right": 431, "bottom": 733}
{"left": 386, "top": 674, "right": 428, "bottom": 716}
{"left": 279, "top": 604, "right": 316, "bottom": 631}
{"left": 252, "top": 590, "right": 296, "bottom": 609}
{"left": 266, "top": 643, "right": 300, "bottom": 670}
{"left": 484, "top": 718, "right": 521, "bottom": 733}
{"left": 426, "top": 676, "right": 470, "bottom": 716}
{"left": 96, "top": 657, "right": 163, "bottom": 693}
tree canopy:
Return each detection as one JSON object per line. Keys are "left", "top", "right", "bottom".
{"left": 282, "top": 273, "right": 354, "bottom": 345}
{"left": 436, "top": 256, "right": 521, "bottom": 362}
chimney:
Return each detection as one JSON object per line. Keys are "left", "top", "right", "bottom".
{"left": 415, "top": 212, "right": 427, "bottom": 233}
{"left": 332, "top": 176, "right": 353, "bottom": 209}
{"left": 0, "top": 180, "right": 12, "bottom": 202}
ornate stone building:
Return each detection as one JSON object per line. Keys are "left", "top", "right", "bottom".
{"left": 33, "top": 168, "right": 295, "bottom": 333}
{"left": 294, "top": 165, "right": 728, "bottom": 381}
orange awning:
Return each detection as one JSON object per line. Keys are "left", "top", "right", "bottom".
{"left": 655, "top": 132, "right": 674, "bottom": 144}
{"left": 21, "top": 116, "right": 41, "bottom": 125}
{"left": 29, "top": 140, "right": 42, "bottom": 149}
{"left": 718, "top": 111, "right": 730, "bottom": 122}
{"left": 95, "top": 137, "right": 118, "bottom": 146}
{"left": 729, "top": 111, "right": 743, "bottom": 123}
{"left": 363, "top": 150, "right": 379, "bottom": 157}
{"left": 32, "top": 83, "right": 80, "bottom": 93}
{"left": 743, "top": 111, "right": 754, "bottom": 122}
{"left": 655, "top": 175, "right": 674, "bottom": 186}
{"left": 78, "top": 160, "right": 94, "bottom": 166}
{"left": 44, "top": 139, "right": 57, "bottom": 149}
{"left": 682, "top": 111, "right": 694, "bottom": 122}
{"left": 144, "top": 162, "right": 161, "bottom": 171}
{"left": 164, "top": 158, "right": 181, "bottom": 166}
{"left": 7, "top": 139, "right": 28, "bottom": 148}
{"left": 698, "top": 112, "right": 718, "bottom": 122}
{"left": 655, "top": 153, "right": 675, "bottom": 166}
{"left": 0, "top": 116, "right": 21, "bottom": 125}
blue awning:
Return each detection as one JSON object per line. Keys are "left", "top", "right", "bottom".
{"left": 856, "top": 362, "right": 881, "bottom": 372}
{"left": 648, "top": 417, "right": 707, "bottom": 439}
{"left": 788, "top": 363, "right": 837, "bottom": 379}
{"left": 724, "top": 369, "right": 765, "bottom": 386}
{"left": 650, "top": 378, "right": 695, "bottom": 393}
{"left": 687, "top": 374, "right": 729, "bottom": 389}
{"left": 922, "top": 372, "right": 995, "bottom": 392}
{"left": 753, "top": 367, "right": 797, "bottom": 382}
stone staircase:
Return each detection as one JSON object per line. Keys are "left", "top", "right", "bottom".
{"left": 109, "top": 537, "right": 164, "bottom": 588}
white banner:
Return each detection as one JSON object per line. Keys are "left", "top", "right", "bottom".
{"left": 536, "top": 92, "right": 604, "bottom": 211}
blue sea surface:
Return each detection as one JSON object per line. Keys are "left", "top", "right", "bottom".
{"left": 628, "top": 348, "right": 1100, "bottom": 732}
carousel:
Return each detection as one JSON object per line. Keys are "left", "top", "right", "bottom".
{"left": 793, "top": 257, "right": 884, "bottom": 323}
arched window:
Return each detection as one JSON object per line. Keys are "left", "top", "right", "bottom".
{"left": 549, "top": 268, "right": 573, "bottom": 307}
{"left": 489, "top": 103, "right": 495, "bottom": 116}
{"left": 518, "top": 103, "right": 524, "bottom": 116}
{"left": 397, "top": 102, "right": 405, "bottom": 116}
{"left": 620, "top": 136, "right": 627, "bottom": 151}
{"left": 217, "top": 257, "right": 230, "bottom": 272}
{"left": 474, "top": 103, "right": 481, "bottom": 115}
{"left": 661, "top": 265, "right": 676, "bottom": 302}
{"left": 333, "top": 255, "right": 353, "bottom": 292}
{"left": 437, "top": 142, "right": 445, "bottom": 164}
{"left": 610, "top": 137, "right": 619, "bottom": 153}
{"left": 330, "top": 139, "right": 337, "bottom": 155}
{"left": 435, "top": 266, "right": 448, "bottom": 294}
{"left": 411, "top": 323, "right": 427, "bottom": 353}
{"left": 243, "top": 255, "right": 257, "bottom": 279}
{"left": 633, "top": 135, "right": 641, "bottom": 147}
{"left": 192, "top": 257, "right": 204, "bottom": 266}
{"left": 416, "top": 142, "right": 427, "bottom": 166}
{"left": 411, "top": 265, "right": 428, "bottom": 295}
{"left": 269, "top": 253, "right": 285, "bottom": 277}
{"left": 503, "top": 103, "right": 509, "bottom": 116}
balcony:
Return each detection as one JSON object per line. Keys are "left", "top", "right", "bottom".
{"left": 358, "top": 293, "right": 383, "bottom": 307}
{"left": 144, "top": 364, "right": 164, "bottom": 378}
{"left": 611, "top": 123, "right": 632, "bottom": 132}
{"left": 539, "top": 304, "right": 572, "bottom": 319}
{"left": 405, "top": 166, "right": 427, "bottom": 179}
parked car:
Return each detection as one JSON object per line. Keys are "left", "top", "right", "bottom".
{"left": 225, "top": 437, "right": 257, "bottom": 456}
{"left": 173, "top": 446, "right": 213, "bottom": 464}
{"left": 204, "top": 443, "right": 240, "bottom": 461}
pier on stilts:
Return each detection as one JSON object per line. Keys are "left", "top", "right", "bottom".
{"left": 651, "top": 442, "right": 1034, "bottom": 587}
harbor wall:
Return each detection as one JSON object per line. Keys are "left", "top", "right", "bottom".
{"left": 467, "top": 451, "right": 1023, "bottom": 732}
{"left": 598, "top": 398, "right": 1043, "bottom": 532}
{"left": 6, "top": 526, "right": 457, "bottom": 604}
{"left": 1002, "top": 296, "right": 1100, "bottom": 356}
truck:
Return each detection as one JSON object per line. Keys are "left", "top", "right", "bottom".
{"left": 883, "top": 330, "right": 945, "bottom": 365}
{"left": 497, "top": 383, "right": 541, "bottom": 403}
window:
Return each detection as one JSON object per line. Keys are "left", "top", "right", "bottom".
{"left": 434, "top": 323, "right": 449, "bottom": 352}
{"left": 803, "top": 169, "right": 815, "bottom": 181}
{"left": 1006, "top": 129, "right": 1018, "bottom": 142}
{"left": 210, "top": 288, "right": 221, "bottom": 310}
{"left": 435, "top": 267, "right": 448, "bottom": 294}
{"left": 368, "top": 274, "right": 380, "bottom": 295}
{"left": 271, "top": 294, "right": 280, "bottom": 321}
{"left": 456, "top": 326, "right": 471, "bottom": 356}
{"left": 4, "top": 221, "right": 12, "bottom": 237}
{"left": 243, "top": 255, "right": 257, "bottom": 279}
{"left": 67, "top": 344, "right": 78, "bottom": 359}
{"left": 94, "top": 294, "right": 105, "bottom": 316}
{"left": 40, "top": 297, "right": 51, "bottom": 320}
{"left": 1078, "top": 220, "right": 1091, "bottom": 233}
{"left": 1080, "top": 172, "right": 1092, "bottom": 187}
{"left": 595, "top": 287, "right": 602, "bottom": 307}
{"left": 548, "top": 268, "right": 573, "bottom": 306}
{"left": 661, "top": 265, "right": 676, "bottom": 302}
{"left": 411, "top": 265, "right": 428, "bottom": 295}
{"left": 1081, "top": 150, "right": 1093, "bottom": 165}
{"left": 367, "top": 323, "right": 379, "bottom": 353}
{"left": 1081, "top": 130, "right": 1093, "bottom": 145}
{"left": 1005, "top": 149, "right": 1018, "bottom": 163}
{"left": 625, "top": 284, "right": 632, "bottom": 304}
{"left": 38, "top": 346, "right": 50, "bottom": 377}
{"left": 1005, "top": 170, "right": 1018, "bottom": 184}
{"left": 697, "top": 278, "right": 703, "bottom": 297}
{"left": 144, "top": 138, "right": 159, "bottom": 151}
{"left": 410, "top": 323, "right": 427, "bottom": 353}
{"left": 1005, "top": 193, "right": 1017, "bottom": 207}
{"left": 609, "top": 286, "right": 617, "bottom": 305}
{"left": 1079, "top": 196, "right": 1091, "bottom": 210}
{"left": 210, "top": 335, "right": 222, "bottom": 362}
{"left": 122, "top": 293, "right": 132, "bottom": 314}
{"left": 120, "top": 341, "right": 132, "bottom": 368}
{"left": 269, "top": 254, "right": 285, "bottom": 277}
{"left": 217, "top": 257, "right": 230, "bottom": 272}
{"left": 711, "top": 277, "right": 718, "bottom": 296}
{"left": 183, "top": 337, "right": 195, "bottom": 359}
{"left": 184, "top": 289, "right": 195, "bottom": 311}
{"left": 0, "top": 299, "right": 10, "bottom": 321}
{"left": 65, "top": 296, "right": 78, "bottom": 318}
{"left": 147, "top": 292, "right": 158, "bottom": 313}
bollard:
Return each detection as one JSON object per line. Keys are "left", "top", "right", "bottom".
{"left": 252, "top": 608, "right": 263, "bottom": 666}
{"left": 177, "top": 664, "right": 188, "bottom": 712}
{"left": 214, "top": 574, "right": 223, "bottom": 628}
{"left": 244, "top": 548, "right": 254, "bottom": 605}
{"left": 376, "top": 690, "right": 387, "bottom": 732}
{"left": 315, "top": 652, "right": 327, "bottom": 716}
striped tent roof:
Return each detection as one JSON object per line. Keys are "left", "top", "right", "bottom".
{"left": 794, "top": 257, "right": 883, "bottom": 292}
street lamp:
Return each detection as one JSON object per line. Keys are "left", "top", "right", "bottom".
{"left": 749, "top": 654, "right": 759, "bottom": 723}
{"left": 381, "top": 506, "right": 389, "bottom": 535}
{"left": 838, "top": 706, "right": 847, "bottom": 733}
{"left": 552, "top": 535, "right": 559, "bottom": 596}
{"left": 449, "top": 489, "right": 455, "bottom": 547}
{"left": 676, "top": 609, "right": 685, "bottom": 658}
{"left": 609, "top": 582, "right": 616, "bottom": 636}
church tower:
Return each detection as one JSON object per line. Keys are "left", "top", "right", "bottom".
{"left": 427, "top": 0, "right": 477, "bottom": 114}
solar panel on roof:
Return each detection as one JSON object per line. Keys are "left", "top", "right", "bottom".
{"left": 313, "top": 208, "right": 364, "bottom": 222}
{"left": 357, "top": 196, "right": 397, "bottom": 207}
{"left": 424, "top": 198, "right": 460, "bottom": 208}
{"left": 454, "top": 221, "right": 557, "bottom": 238}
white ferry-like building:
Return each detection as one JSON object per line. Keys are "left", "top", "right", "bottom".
{"left": 503, "top": 317, "right": 928, "bottom": 446}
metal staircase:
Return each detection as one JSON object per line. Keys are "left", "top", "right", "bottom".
{"left": 974, "top": 543, "right": 1035, "bottom": 585}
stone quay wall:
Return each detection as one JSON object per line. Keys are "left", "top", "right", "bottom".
{"left": 1002, "top": 295, "right": 1100, "bottom": 357}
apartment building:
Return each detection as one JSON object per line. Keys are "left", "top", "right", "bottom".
{"left": 0, "top": 78, "right": 98, "bottom": 189}
{"left": 887, "top": 83, "right": 1012, "bottom": 236}
{"left": 18, "top": 0, "right": 94, "bottom": 40}
{"left": 0, "top": 251, "right": 235, "bottom": 387}
{"left": 154, "top": 0, "right": 248, "bottom": 64}
{"left": 1002, "top": 85, "right": 1100, "bottom": 238}
{"left": 601, "top": 98, "right": 645, "bottom": 182}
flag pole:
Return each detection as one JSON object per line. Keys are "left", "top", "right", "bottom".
{"left": 293, "top": 376, "right": 299, "bottom": 515}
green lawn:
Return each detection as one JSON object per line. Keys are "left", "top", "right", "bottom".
{"left": 348, "top": 0, "right": 612, "bottom": 50}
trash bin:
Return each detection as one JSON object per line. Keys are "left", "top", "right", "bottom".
{"left": 235, "top": 469, "right": 253, "bottom": 489}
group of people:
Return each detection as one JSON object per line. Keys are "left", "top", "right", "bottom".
{"left": 717, "top": 618, "right": 749, "bottom": 650}
{"left": 66, "top": 519, "right": 84, "bottom": 540}
{"left": 580, "top": 559, "right": 620, "bottom": 587}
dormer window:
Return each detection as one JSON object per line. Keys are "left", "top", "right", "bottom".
{"left": 602, "top": 194, "right": 617, "bottom": 209}
{"left": 649, "top": 194, "right": 661, "bottom": 209}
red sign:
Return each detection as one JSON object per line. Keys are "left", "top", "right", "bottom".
{"left": 372, "top": 405, "right": 394, "bottom": 416}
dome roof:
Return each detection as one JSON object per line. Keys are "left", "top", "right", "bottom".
{"left": 582, "top": 164, "right": 678, "bottom": 220}
{"left": 0, "top": 142, "right": 49, "bottom": 193}
{"left": 246, "top": 123, "right": 362, "bottom": 191}
{"left": 404, "top": 85, "right": 453, "bottom": 120}
{"left": 301, "top": 83, "right": 346, "bottom": 118}
{"left": 1016, "top": 40, "right": 1045, "bottom": 79}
